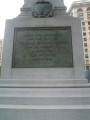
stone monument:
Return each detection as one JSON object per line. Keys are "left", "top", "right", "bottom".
{"left": 0, "top": 0, "right": 90, "bottom": 120}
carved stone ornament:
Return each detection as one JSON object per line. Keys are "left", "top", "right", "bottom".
{"left": 32, "top": 0, "right": 54, "bottom": 18}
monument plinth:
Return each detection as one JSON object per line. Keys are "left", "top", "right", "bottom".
{"left": 0, "top": 0, "right": 90, "bottom": 120}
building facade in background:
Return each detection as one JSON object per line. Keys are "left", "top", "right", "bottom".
{"left": 0, "top": 39, "right": 3, "bottom": 66}
{"left": 69, "top": 0, "right": 90, "bottom": 70}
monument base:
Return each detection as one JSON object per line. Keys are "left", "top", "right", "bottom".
{"left": 1, "top": 15, "right": 85, "bottom": 79}
{"left": 0, "top": 79, "right": 90, "bottom": 120}
{"left": 1, "top": 1, "right": 90, "bottom": 119}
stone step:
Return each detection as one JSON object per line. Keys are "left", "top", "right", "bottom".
{"left": 0, "top": 105, "right": 90, "bottom": 120}
{"left": 0, "top": 84, "right": 90, "bottom": 88}
{"left": 0, "top": 79, "right": 88, "bottom": 84}
{"left": 0, "top": 97, "right": 90, "bottom": 105}
{"left": 0, "top": 79, "right": 89, "bottom": 88}
{"left": 0, "top": 104, "right": 90, "bottom": 109}
{"left": 0, "top": 88, "right": 90, "bottom": 97}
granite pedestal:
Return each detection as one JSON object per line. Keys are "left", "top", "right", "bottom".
{"left": 0, "top": 0, "right": 90, "bottom": 120}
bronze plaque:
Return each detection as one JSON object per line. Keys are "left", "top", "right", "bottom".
{"left": 12, "top": 27, "right": 73, "bottom": 68}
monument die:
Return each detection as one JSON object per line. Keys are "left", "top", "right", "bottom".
{"left": 1, "top": 0, "right": 85, "bottom": 79}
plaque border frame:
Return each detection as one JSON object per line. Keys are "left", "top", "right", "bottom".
{"left": 12, "top": 27, "right": 74, "bottom": 68}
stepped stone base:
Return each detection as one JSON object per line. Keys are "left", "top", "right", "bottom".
{"left": 0, "top": 106, "right": 90, "bottom": 120}
{"left": 0, "top": 79, "right": 90, "bottom": 120}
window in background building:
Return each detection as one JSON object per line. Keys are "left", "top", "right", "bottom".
{"left": 80, "top": 18, "right": 84, "bottom": 21}
{"left": 83, "top": 32, "right": 86, "bottom": 36}
{"left": 87, "top": 7, "right": 90, "bottom": 20}
{"left": 84, "top": 43, "right": 87, "bottom": 47}
{"left": 85, "top": 48, "right": 88, "bottom": 53}
{"left": 84, "top": 38, "right": 87, "bottom": 41}
{"left": 87, "top": 12, "right": 90, "bottom": 17}
{"left": 88, "top": 17, "right": 90, "bottom": 20}
{"left": 83, "top": 27, "right": 86, "bottom": 31}
{"left": 87, "top": 7, "right": 90, "bottom": 11}
{"left": 87, "top": 12, "right": 90, "bottom": 16}
{"left": 77, "top": 9, "right": 84, "bottom": 20}
{"left": 88, "top": 22, "right": 90, "bottom": 25}
{"left": 77, "top": 8, "right": 83, "bottom": 12}
{"left": 86, "top": 66, "right": 89, "bottom": 70}
{"left": 85, "top": 54, "right": 89, "bottom": 58}
{"left": 78, "top": 13, "right": 83, "bottom": 17}
{"left": 87, "top": 13, "right": 90, "bottom": 16}
{"left": 86, "top": 60, "right": 89, "bottom": 64}
{"left": 82, "top": 22, "right": 85, "bottom": 25}
{"left": 87, "top": 8, "right": 90, "bottom": 18}
{"left": 88, "top": 27, "right": 90, "bottom": 30}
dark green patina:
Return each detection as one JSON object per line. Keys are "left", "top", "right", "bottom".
{"left": 12, "top": 27, "right": 73, "bottom": 68}
{"left": 32, "top": 0, "right": 54, "bottom": 18}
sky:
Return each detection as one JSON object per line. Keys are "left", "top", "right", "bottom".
{"left": 0, "top": 0, "right": 76, "bottom": 39}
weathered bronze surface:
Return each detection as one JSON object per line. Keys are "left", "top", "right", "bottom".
{"left": 12, "top": 27, "right": 73, "bottom": 68}
{"left": 32, "top": 0, "right": 54, "bottom": 18}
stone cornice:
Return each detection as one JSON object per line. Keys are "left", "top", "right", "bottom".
{"left": 69, "top": 1, "right": 90, "bottom": 13}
